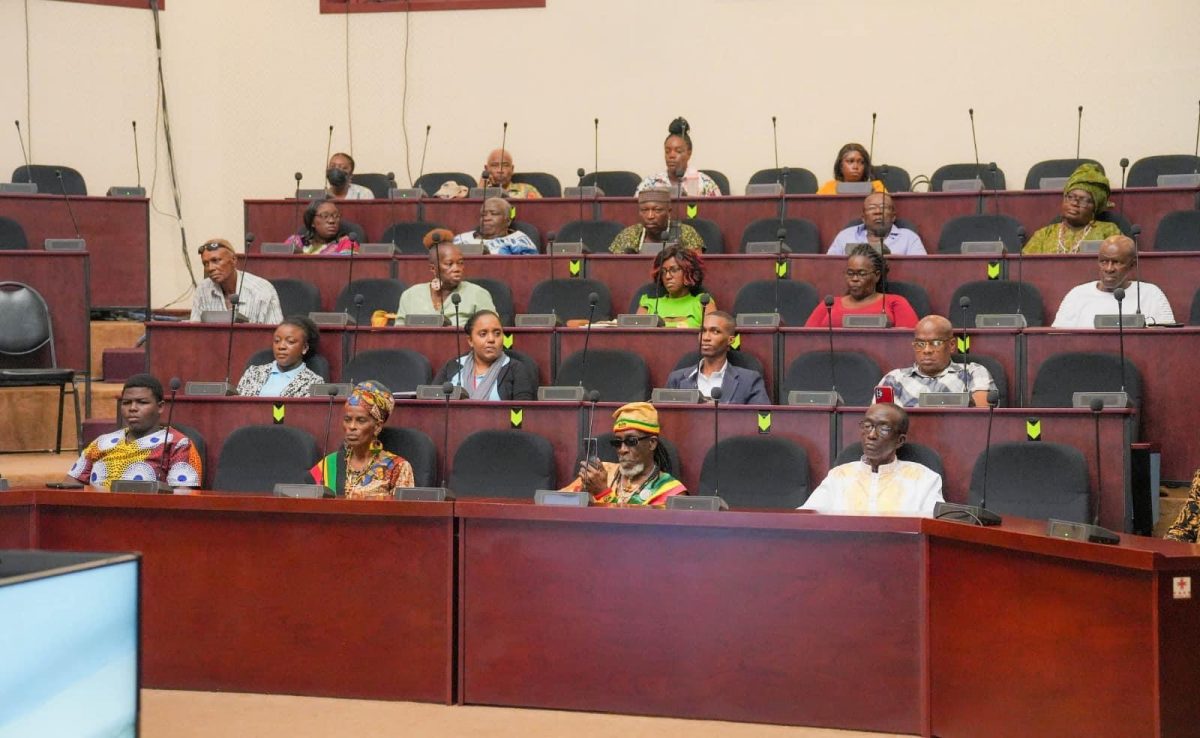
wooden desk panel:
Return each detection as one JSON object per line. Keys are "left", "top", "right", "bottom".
{"left": 244, "top": 254, "right": 396, "bottom": 312}
{"left": 0, "top": 492, "right": 33, "bottom": 547}
{"left": 0, "top": 193, "right": 148, "bottom": 310}
{"left": 0, "top": 251, "right": 91, "bottom": 376}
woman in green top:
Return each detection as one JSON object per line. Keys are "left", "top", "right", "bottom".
{"left": 1023, "top": 162, "right": 1122, "bottom": 254}
{"left": 636, "top": 244, "right": 715, "bottom": 328}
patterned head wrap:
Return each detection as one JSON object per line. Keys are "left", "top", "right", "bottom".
{"left": 1064, "top": 163, "right": 1110, "bottom": 214}
{"left": 346, "top": 380, "right": 394, "bottom": 424}
{"left": 611, "top": 402, "right": 660, "bottom": 435}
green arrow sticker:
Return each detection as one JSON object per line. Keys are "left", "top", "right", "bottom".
{"left": 986, "top": 261, "right": 1001, "bottom": 280}
{"left": 775, "top": 261, "right": 788, "bottom": 279}
{"left": 509, "top": 205, "right": 517, "bottom": 220}
{"left": 957, "top": 335, "right": 970, "bottom": 354}
{"left": 1026, "top": 417, "right": 1041, "bottom": 441}
{"left": 569, "top": 260, "right": 582, "bottom": 276}
{"left": 757, "top": 412, "right": 772, "bottom": 433}
{"left": 731, "top": 334, "right": 742, "bottom": 350}
{"left": 272, "top": 403, "right": 285, "bottom": 424}
{"left": 503, "top": 334, "right": 514, "bottom": 349}
{"left": 510, "top": 408, "right": 524, "bottom": 429}
{"left": 686, "top": 204, "right": 698, "bottom": 219}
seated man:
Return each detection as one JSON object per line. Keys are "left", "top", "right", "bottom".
{"left": 326, "top": 152, "right": 374, "bottom": 200}
{"left": 827, "top": 192, "right": 926, "bottom": 255}
{"left": 1051, "top": 234, "right": 1176, "bottom": 327}
{"left": 609, "top": 187, "right": 705, "bottom": 254}
{"left": 801, "top": 402, "right": 943, "bottom": 515}
{"left": 190, "top": 238, "right": 283, "bottom": 324}
{"left": 666, "top": 311, "right": 769, "bottom": 404}
{"left": 562, "top": 402, "right": 687, "bottom": 506}
{"left": 876, "top": 315, "right": 996, "bottom": 408}
{"left": 480, "top": 148, "right": 541, "bottom": 199}
{"left": 65, "top": 374, "right": 203, "bottom": 492}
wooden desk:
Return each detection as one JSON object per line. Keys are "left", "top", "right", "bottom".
{"left": 0, "top": 251, "right": 91, "bottom": 377}
{"left": 0, "top": 489, "right": 454, "bottom": 702}
{"left": 0, "top": 193, "right": 148, "bottom": 310}
{"left": 244, "top": 254, "right": 397, "bottom": 312}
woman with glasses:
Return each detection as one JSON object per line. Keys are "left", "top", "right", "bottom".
{"left": 1022, "top": 163, "right": 1121, "bottom": 254}
{"left": 286, "top": 198, "right": 357, "bottom": 255}
{"left": 561, "top": 402, "right": 686, "bottom": 506}
{"left": 636, "top": 244, "right": 714, "bottom": 328}
{"left": 803, "top": 243, "right": 918, "bottom": 328}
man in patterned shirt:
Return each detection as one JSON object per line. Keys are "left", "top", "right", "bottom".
{"left": 876, "top": 315, "right": 996, "bottom": 408}
{"left": 561, "top": 402, "right": 687, "bottom": 506}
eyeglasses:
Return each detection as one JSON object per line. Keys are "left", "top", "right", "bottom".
{"left": 1063, "top": 194, "right": 1094, "bottom": 207}
{"left": 661, "top": 266, "right": 684, "bottom": 275}
{"left": 314, "top": 211, "right": 341, "bottom": 222}
{"left": 863, "top": 205, "right": 895, "bottom": 214}
{"left": 858, "top": 420, "right": 896, "bottom": 437}
{"left": 912, "top": 339, "right": 951, "bottom": 350}
{"left": 845, "top": 269, "right": 877, "bottom": 279}
{"left": 609, "top": 435, "right": 652, "bottom": 449}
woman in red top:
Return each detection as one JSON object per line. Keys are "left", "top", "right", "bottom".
{"left": 804, "top": 244, "right": 919, "bottom": 328}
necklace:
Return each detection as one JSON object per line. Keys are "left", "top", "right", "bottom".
{"left": 344, "top": 443, "right": 382, "bottom": 493}
{"left": 614, "top": 464, "right": 659, "bottom": 504}
{"left": 1055, "top": 221, "right": 1094, "bottom": 253}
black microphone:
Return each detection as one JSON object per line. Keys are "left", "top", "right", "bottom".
{"left": 777, "top": 165, "right": 790, "bottom": 219}
{"left": 988, "top": 162, "right": 1002, "bottom": 220}
{"left": 221, "top": 295, "right": 240, "bottom": 393}
{"left": 1075, "top": 105, "right": 1084, "bottom": 159}
{"left": 1014, "top": 225, "right": 1026, "bottom": 321}
{"left": 349, "top": 293, "right": 365, "bottom": 379}
{"left": 979, "top": 387, "right": 1000, "bottom": 511}
{"left": 667, "top": 165, "right": 686, "bottom": 242}
{"left": 771, "top": 115, "right": 779, "bottom": 171}
{"left": 292, "top": 172, "right": 304, "bottom": 235}
{"left": 546, "top": 230, "right": 556, "bottom": 278}
{"left": 773, "top": 227, "right": 787, "bottom": 316}
{"left": 440, "top": 381, "right": 455, "bottom": 488}
{"left": 386, "top": 171, "right": 397, "bottom": 226}
{"left": 709, "top": 386, "right": 723, "bottom": 497}
{"left": 320, "top": 383, "right": 339, "bottom": 493}
{"left": 324, "top": 124, "right": 334, "bottom": 179}
{"left": 575, "top": 166, "right": 587, "bottom": 224}
{"left": 694, "top": 293, "right": 710, "bottom": 339}
{"left": 957, "top": 292, "right": 972, "bottom": 344}
{"left": 416, "top": 124, "right": 431, "bottom": 188}
{"left": 956, "top": 295, "right": 974, "bottom": 397}
{"left": 968, "top": 108, "right": 984, "bottom": 210}
{"left": 577, "top": 292, "right": 599, "bottom": 389}
{"left": 1118, "top": 157, "right": 1129, "bottom": 192}
{"left": 131, "top": 120, "right": 143, "bottom": 190}
{"left": 450, "top": 293, "right": 464, "bottom": 387}
{"left": 157, "top": 377, "right": 183, "bottom": 489}
{"left": 13, "top": 121, "right": 32, "bottom": 185}
{"left": 1114, "top": 287, "right": 1128, "bottom": 394}
{"left": 933, "top": 386, "right": 1002, "bottom": 526}
{"left": 497, "top": 121, "right": 508, "bottom": 192}
{"left": 343, "top": 231, "right": 360, "bottom": 321}
{"left": 1195, "top": 99, "right": 1200, "bottom": 158}
{"left": 1130, "top": 225, "right": 1143, "bottom": 317}
{"left": 1089, "top": 396, "right": 1105, "bottom": 525}
{"left": 592, "top": 117, "right": 600, "bottom": 194}
{"left": 234, "top": 232, "right": 255, "bottom": 309}
{"left": 55, "top": 169, "right": 83, "bottom": 240}
{"left": 824, "top": 295, "right": 839, "bottom": 402}
{"left": 868, "top": 112, "right": 877, "bottom": 164}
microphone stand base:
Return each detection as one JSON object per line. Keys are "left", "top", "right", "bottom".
{"left": 933, "top": 502, "right": 1002, "bottom": 526}
{"left": 787, "top": 390, "right": 843, "bottom": 407}
{"left": 184, "top": 381, "right": 236, "bottom": 396}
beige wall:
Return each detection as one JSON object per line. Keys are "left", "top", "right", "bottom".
{"left": 2, "top": 0, "right": 1198, "bottom": 306}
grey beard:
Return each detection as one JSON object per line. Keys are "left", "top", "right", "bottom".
{"left": 618, "top": 460, "right": 646, "bottom": 479}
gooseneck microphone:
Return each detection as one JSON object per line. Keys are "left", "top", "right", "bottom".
{"left": 1014, "top": 225, "right": 1026, "bottom": 321}
{"left": 709, "top": 386, "right": 723, "bottom": 497}
{"left": 343, "top": 232, "right": 361, "bottom": 321}
{"left": 55, "top": 170, "right": 83, "bottom": 240}
{"left": 1130, "top": 224, "right": 1144, "bottom": 317}
{"left": 324, "top": 124, "right": 334, "bottom": 177}
{"left": 1118, "top": 157, "right": 1129, "bottom": 191}
{"left": 592, "top": 117, "right": 600, "bottom": 189}
{"left": 157, "top": 377, "right": 183, "bottom": 488}
{"left": 577, "top": 292, "right": 599, "bottom": 388}
{"left": 771, "top": 116, "right": 779, "bottom": 171}
{"left": 695, "top": 293, "right": 710, "bottom": 337}
{"left": 957, "top": 294, "right": 972, "bottom": 379}
{"left": 496, "top": 121, "right": 508, "bottom": 190}
{"left": 132, "top": 120, "right": 143, "bottom": 190}
{"left": 1114, "top": 287, "right": 1128, "bottom": 394}
{"left": 1075, "top": 105, "right": 1083, "bottom": 159}
{"left": 968, "top": 108, "right": 984, "bottom": 211}
{"left": 868, "top": 112, "right": 877, "bottom": 163}
{"left": 1194, "top": 99, "right": 1199, "bottom": 158}
{"left": 450, "top": 293, "right": 464, "bottom": 386}
{"left": 14, "top": 121, "right": 32, "bottom": 183}
{"left": 350, "top": 293, "right": 365, "bottom": 378}
{"left": 979, "top": 387, "right": 1000, "bottom": 511}
{"left": 773, "top": 227, "right": 787, "bottom": 317}
{"left": 320, "top": 383, "right": 340, "bottom": 491}
{"left": 824, "top": 295, "right": 840, "bottom": 402}
{"left": 1089, "top": 396, "right": 1105, "bottom": 525}
{"left": 292, "top": 172, "right": 304, "bottom": 236}
{"left": 440, "top": 381, "right": 455, "bottom": 488}
{"left": 221, "top": 295, "right": 241, "bottom": 393}
{"left": 575, "top": 167, "right": 587, "bottom": 224}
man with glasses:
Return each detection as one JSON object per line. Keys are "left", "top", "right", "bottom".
{"left": 1051, "top": 234, "right": 1175, "bottom": 327}
{"left": 189, "top": 238, "right": 282, "bottom": 324}
{"left": 801, "top": 402, "right": 943, "bottom": 515}
{"left": 827, "top": 192, "right": 926, "bottom": 255}
{"left": 480, "top": 148, "right": 541, "bottom": 199}
{"left": 875, "top": 315, "right": 995, "bottom": 408}
{"left": 561, "top": 402, "right": 687, "bottom": 506}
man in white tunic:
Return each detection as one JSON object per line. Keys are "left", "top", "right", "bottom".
{"left": 801, "top": 402, "right": 944, "bottom": 516}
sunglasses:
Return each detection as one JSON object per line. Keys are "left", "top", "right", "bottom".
{"left": 608, "top": 435, "right": 652, "bottom": 449}
{"left": 196, "top": 241, "right": 231, "bottom": 255}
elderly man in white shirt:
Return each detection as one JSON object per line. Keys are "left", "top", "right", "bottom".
{"left": 189, "top": 238, "right": 282, "bottom": 324}
{"left": 1052, "top": 234, "right": 1175, "bottom": 327}
{"left": 801, "top": 402, "right": 944, "bottom": 516}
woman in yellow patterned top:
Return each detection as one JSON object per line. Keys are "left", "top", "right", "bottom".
{"left": 310, "top": 380, "right": 414, "bottom": 499}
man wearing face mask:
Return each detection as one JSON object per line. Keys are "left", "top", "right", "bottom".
{"left": 326, "top": 152, "right": 374, "bottom": 200}
{"left": 827, "top": 192, "right": 925, "bottom": 255}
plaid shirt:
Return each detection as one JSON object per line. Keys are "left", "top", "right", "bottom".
{"left": 876, "top": 362, "right": 995, "bottom": 407}
{"left": 190, "top": 271, "right": 283, "bottom": 324}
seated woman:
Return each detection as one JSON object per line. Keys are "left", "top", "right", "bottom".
{"left": 609, "top": 188, "right": 705, "bottom": 253}
{"left": 310, "top": 380, "right": 414, "bottom": 499}
{"left": 395, "top": 230, "right": 496, "bottom": 326}
{"left": 236, "top": 315, "right": 325, "bottom": 397}
{"left": 454, "top": 197, "right": 538, "bottom": 255}
{"left": 636, "top": 245, "right": 716, "bottom": 328}
{"left": 816, "top": 143, "right": 886, "bottom": 195}
{"left": 804, "top": 244, "right": 919, "bottom": 328}
{"left": 636, "top": 117, "right": 722, "bottom": 197}
{"left": 1023, "top": 163, "right": 1121, "bottom": 254}
{"left": 432, "top": 310, "right": 537, "bottom": 400}
{"left": 285, "top": 198, "right": 357, "bottom": 255}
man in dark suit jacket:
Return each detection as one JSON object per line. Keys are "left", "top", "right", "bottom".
{"left": 665, "top": 311, "right": 770, "bottom": 405}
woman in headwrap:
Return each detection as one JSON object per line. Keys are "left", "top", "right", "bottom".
{"left": 310, "top": 380, "right": 414, "bottom": 499}
{"left": 1022, "top": 163, "right": 1122, "bottom": 254}
{"left": 432, "top": 310, "right": 537, "bottom": 400}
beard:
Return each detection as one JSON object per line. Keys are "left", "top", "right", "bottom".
{"left": 618, "top": 460, "right": 646, "bottom": 479}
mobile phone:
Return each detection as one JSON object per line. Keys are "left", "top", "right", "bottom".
{"left": 582, "top": 437, "right": 600, "bottom": 466}
{"left": 874, "top": 386, "right": 894, "bottom": 404}
{"left": 46, "top": 481, "right": 85, "bottom": 489}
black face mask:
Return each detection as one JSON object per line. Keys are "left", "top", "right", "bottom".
{"left": 326, "top": 167, "right": 349, "bottom": 188}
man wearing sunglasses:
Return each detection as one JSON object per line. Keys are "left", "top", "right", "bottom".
{"left": 561, "top": 402, "right": 686, "bottom": 506}
{"left": 800, "top": 402, "right": 943, "bottom": 516}
{"left": 875, "top": 315, "right": 995, "bottom": 408}
{"left": 189, "top": 238, "right": 282, "bottom": 324}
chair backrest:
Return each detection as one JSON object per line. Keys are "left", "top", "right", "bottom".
{"left": 875, "top": 165, "right": 911, "bottom": 193}
{"left": 930, "top": 163, "right": 1006, "bottom": 192}
{"left": 883, "top": 280, "right": 932, "bottom": 318}
{"left": 344, "top": 348, "right": 431, "bottom": 391}
{"left": 511, "top": 219, "right": 541, "bottom": 249}
{"left": 698, "top": 435, "right": 809, "bottom": 509}
{"left": 950, "top": 352, "right": 1008, "bottom": 407}
{"left": 731, "top": 280, "right": 819, "bottom": 326}
{"left": 1127, "top": 155, "right": 1200, "bottom": 188}
{"left": 1030, "top": 351, "right": 1142, "bottom": 408}
{"left": 1022, "top": 158, "right": 1103, "bottom": 190}
{"left": 334, "top": 278, "right": 407, "bottom": 315}
{"left": 1153, "top": 210, "right": 1200, "bottom": 251}
{"left": 471, "top": 277, "right": 515, "bottom": 326}
{"left": 672, "top": 348, "right": 765, "bottom": 378}
{"left": 554, "top": 220, "right": 625, "bottom": 252}
{"left": 242, "top": 348, "right": 330, "bottom": 381}
{"left": 450, "top": 429, "right": 555, "bottom": 498}
{"left": 0, "top": 282, "right": 54, "bottom": 364}
{"left": 11, "top": 164, "right": 87, "bottom": 196}
{"left": 746, "top": 167, "right": 818, "bottom": 195}
{"left": 594, "top": 432, "right": 682, "bottom": 479}
{"left": 269, "top": 278, "right": 322, "bottom": 316}
{"left": 527, "top": 278, "right": 613, "bottom": 321}
{"left": 783, "top": 351, "right": 882, "bottom": 407}
{"left": 834, "top": 441, "right": 945, "bottom": 479}
{"left": 936, "top": 214, "right": 1025, "bottom": 253}
{"left": 1191, "top": 287, "right": 1200, "bottom": 326}
{"left": 512, "top": 172, "right": 562, "bottom": 198}
{"left": 684, "top": 217, "right": 724, "bottom": 253}
{"left": 740, "top": 217, "right": 821, "bottom": 254}
{"left": 503, "top": 349, "right": 543, "bottom": 389}
{"left": 966, "top": 441, "right": 1090, "bottom": 523}
{"left": 378, "top": 427, "right": 438, "bottom": 488}
{"left": 414, "top": 172, "right": 476, "bottom": 193}
{"left": 381, "top": 221, "right": 447, "bottom": 255}
{"left": 351, "top": 173, "right": 393, "bottom": 199}
{"left": 212, "top": 425, "right": 321, "bottom": 493}
{"left": 0, "top": 216, "right": 29, "bottom": 250}
{"left": 579, "top": 171, "right": 642, "bottom": 197}
{"left": 556, "top": 349, "right": 649, "bottom": 402}
{"left": 338, "top": 220, "right": 368, "bottom": 244}
{"left": 948, "top": 280, "right": 1045, "bottom": 327}
{"left": 699, "top": 169, "right": 731, "bottom": 196}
